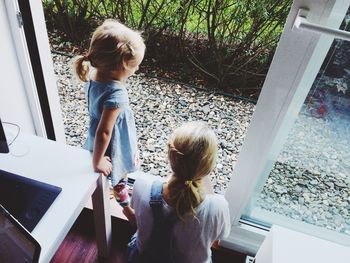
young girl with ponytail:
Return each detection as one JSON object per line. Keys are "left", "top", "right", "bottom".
{"left": 73, "top": 20, "right": 145, "bottom": 185}
{"left": 115, "top": 122, "right": 231, "bottom": 263}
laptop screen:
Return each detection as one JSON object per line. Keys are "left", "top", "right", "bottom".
{"left": 0, "top": 204, "right": 40, "bottom": 263}
{"left": 0, "top": 118, "right": 9, "bottom": 153}
{"left": 0, "top": 169, "right": 62, "bottom": 232}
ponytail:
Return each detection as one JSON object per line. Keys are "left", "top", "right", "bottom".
{"left": 168, "top": 176, "right": 203, "bottom": 221}
{"left": 73, "top": 55, "right": 90, "bottom": 82}
{"left": 167, "top": 122, "right": 218, "bottom": 221}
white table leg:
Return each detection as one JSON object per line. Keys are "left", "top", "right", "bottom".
{"left": 92, "top": 175, "right": 112, "bottom": 257}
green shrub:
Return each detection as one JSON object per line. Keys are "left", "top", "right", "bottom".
{"left": 43, "top": 0, "right": 292, "bottom": 96}
{"left": 43, "top": 0, "right": 94, "bottom": 42}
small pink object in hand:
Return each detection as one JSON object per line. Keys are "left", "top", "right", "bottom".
{"left": 113, "top": 178, "right": 130, "bottom": 207}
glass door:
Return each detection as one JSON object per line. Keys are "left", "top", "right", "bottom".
{"left": 223, "top": 0, "right": 350, "bottom": 249}
{"left": 243, "top": 10, "right": 350, "bottom": 242}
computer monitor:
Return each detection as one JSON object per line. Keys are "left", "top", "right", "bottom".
{"left": 0, "top": 118, "right": 9, "bottom": 153}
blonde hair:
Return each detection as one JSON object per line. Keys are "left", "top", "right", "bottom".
{"left": 73, "top": 19, "right": 145, "bottom": 82}
{"left": 167, "top": 121, "right": 218, "bottom": 221}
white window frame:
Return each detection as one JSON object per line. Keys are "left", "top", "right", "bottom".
{"left": 222, "top": 0, "right": 350, "bottom": 254}
{"left": 4, "top": 0, "right": 65, "bottom": 142}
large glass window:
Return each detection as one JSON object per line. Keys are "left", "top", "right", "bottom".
{"left": 45, "top": 1, "right": 292, "bottom": 195}
{"left": 242, "top": 10, "right": 350, "bottom": 238}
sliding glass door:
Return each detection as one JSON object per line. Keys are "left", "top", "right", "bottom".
{"left": 244, "top": 11, "right": 350, "bottom": 239}
{"left": 224, "top": 0, "right": 350, "bottom": 248}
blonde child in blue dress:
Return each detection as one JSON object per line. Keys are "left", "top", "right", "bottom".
{"left": 73, "top": 20, "right": 145, "bottom": 186}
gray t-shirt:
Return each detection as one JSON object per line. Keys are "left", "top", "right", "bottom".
{"left": 131, "top": 176, "right": 231, "bottom": 263}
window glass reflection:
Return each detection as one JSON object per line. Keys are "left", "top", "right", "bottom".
{"left": 243, "top": 11, "right": 350, "bottom": 236}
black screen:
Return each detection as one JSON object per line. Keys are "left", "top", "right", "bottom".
{"left": 0, "top": 169, "right": 62, "bottom": 232}
{"left": 0, "top": 119, "right": 9, "bottom": 153}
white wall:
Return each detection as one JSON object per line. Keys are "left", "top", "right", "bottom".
{"left": 0, "top": 0, "right": 35, "bottom": 134}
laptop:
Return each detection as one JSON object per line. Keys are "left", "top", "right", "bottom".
{"left": 0, "top": 169, "right": 62, "bottom": 232}
{"left": 0, "top": 118, "right": 9, "bottom": 153}
{"left": 0, "top": 204, "right": 40, "bottom": 263}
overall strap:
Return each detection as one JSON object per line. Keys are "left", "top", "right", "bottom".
{"left": 87, "top": 82, "right": 91, "bottom": 112}
{"left": 149, "top": 180, "right": 164, "bottom": 224}
{"left": 142, "top": 180, "right": 177, "bottom": 263}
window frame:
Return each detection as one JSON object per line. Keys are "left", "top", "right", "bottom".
{"left": 4, "top": 0, "right": 65, "bottom": 142}
{"left": 222, "top": 0, "right": 350, "bottom": 252}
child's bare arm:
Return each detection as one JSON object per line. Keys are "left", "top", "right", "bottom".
{"left": 113, "top": 179, "right": 137, "bottom": 226}
{"left": 93, "top": 108, "right": 121, "bottom": 175}
{"left": 123, "top": 206, "right": 136, "bottom": 227}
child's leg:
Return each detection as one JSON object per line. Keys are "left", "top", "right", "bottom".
{"left": 127, "top": 234, "right": 139, "bottom": 263}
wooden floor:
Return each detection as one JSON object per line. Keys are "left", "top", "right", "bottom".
{"left": 51, "top": 208, "right": 246, "bottom": 263}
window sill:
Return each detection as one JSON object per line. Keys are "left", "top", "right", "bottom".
{"left": 219, "top": 223, "right": 268, "bottom": 256}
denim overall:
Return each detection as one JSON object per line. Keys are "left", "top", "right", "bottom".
{"left": 128, "top": 180, "right": 178, "bottom": 263}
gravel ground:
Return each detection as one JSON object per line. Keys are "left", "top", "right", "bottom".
{"left": 257, "top": 112, "right": 350, "bottom": 235}
{"left": 53, "top": 53, "right": 350, "bottom": 236}
{"left": 53, "top": 54, "right": 255, "bottom": 194}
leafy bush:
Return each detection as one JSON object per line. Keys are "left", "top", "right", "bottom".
{"left": 43, "top": 0, "right": 292, "bottom": 97}
{"left": 43, "top": 0, "right": 95, "bottom": 42}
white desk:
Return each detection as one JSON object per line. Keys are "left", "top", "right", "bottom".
{"left": 0, "top": 129, "right": 112, "bottom": 262}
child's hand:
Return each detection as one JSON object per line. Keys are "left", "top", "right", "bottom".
{"left": 113, "top": 178, "right": 130, "bottom": 207}
{"left": 94, "top": 156, "right": 112, "bottom": 176}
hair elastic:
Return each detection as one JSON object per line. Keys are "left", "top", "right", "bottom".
{"left": 125, "top": 43, "right": 135, "bottom": 56}
{"left": 168, "top": 143, "right": 184, "bottom": 156}
{"left": 184, "top": 180, "right": 192, "bottom": 187}
{"left": 117, "top": 42, "right": 135, "bottom": 56}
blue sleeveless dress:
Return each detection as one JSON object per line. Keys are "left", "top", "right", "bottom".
{"left": 83, "top": 80, "right": 138, "bottom": 186}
